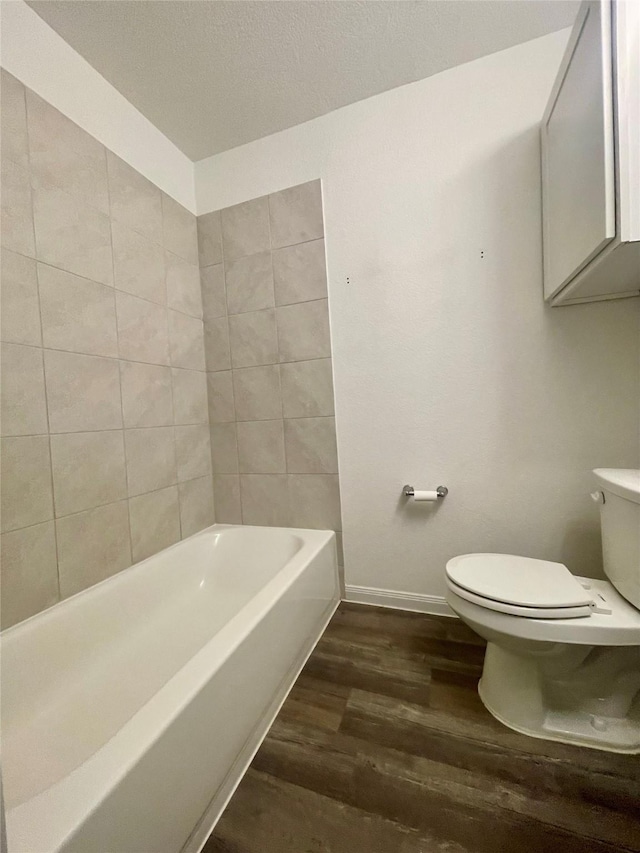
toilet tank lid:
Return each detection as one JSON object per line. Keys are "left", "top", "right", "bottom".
{"left": 593, "top": 469, "right": 640, "bottom": 504}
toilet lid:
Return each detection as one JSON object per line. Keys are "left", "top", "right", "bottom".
{"left": 445, "top": 554, "right": 594, "bottom": 609}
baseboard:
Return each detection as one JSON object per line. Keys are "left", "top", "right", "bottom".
{"left": 183, "top": 595, "right": 341, "bottom": 853}
{"left": 344, "top": 584, "right": 456, "bottom": 617}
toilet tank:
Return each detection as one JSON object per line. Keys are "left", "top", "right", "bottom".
{"left": 593, "top": 469, "right": 640, "bottom": 609}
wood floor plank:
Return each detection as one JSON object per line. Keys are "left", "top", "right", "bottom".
{"left": 323, "top": 618, "right": 486, "bottom": 672}
{"left": 251, "top": 716, "right": 356, "bottom": 803}
{"left": 204, "top": 604, "right": 640, "bottom": 853}
{"left": 304, "top": 637, "right": 433, "bottom": 706}
{"left": 348, "top": 733, "right": 639, "bottom": 852}
{"left": 332, "top": 603, "right": 485, "bottom": 647}
{"left": 205, "top": 769, "right": 473, "bottom": 853}
{"left": 340, "top": 687, "right": 640, "bottom": 815}
{"left": 343, "top": 686, "right": 640, "bottom": 779}
{"left": 427, "top": 676, "right": 486, "bottom": 717}
{"left": 252, "top": 713, "right": 638, "bottom": 852}
{"left": 278, "top": 675, "right": 351, "bottom": 733}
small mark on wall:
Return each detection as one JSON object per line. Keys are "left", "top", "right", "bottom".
{"left": 346, "top": 276, "right": 351, "bottom": 285}
{"left": 480, "top": 250, "right": 485, "bottom": 259}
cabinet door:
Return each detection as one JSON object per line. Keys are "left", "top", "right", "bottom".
{"left": 541, "top": 0, "right": 616, "bottom": 301}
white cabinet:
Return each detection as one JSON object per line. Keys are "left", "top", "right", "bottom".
{"left": 541, "top": 0, "right": 639, "bottom": 305}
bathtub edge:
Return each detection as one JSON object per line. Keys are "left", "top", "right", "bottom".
{"left": 181, "top": 594, "right": 341, "bottom": 853}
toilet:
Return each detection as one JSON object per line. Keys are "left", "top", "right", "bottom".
{"left": 445, "top": 468, "right": 640, "bottom": 753}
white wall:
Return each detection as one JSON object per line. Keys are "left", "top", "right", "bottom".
{"left": 0, "top": 0, "right": 196, "bottom": 211}
{"left": 196, "top": 30, "right": 640, "bottom": 600}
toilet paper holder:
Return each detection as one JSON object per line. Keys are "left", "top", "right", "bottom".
{"left": 403, "top": 484, "right": 448, "bottom": 499}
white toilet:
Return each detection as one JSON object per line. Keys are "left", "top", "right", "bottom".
{"left": 445, "top": 468, "right": 640, "bottom": 753}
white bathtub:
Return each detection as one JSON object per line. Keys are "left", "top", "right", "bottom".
{"left": 2, "top": 524, "right": 340, "bottom": 853}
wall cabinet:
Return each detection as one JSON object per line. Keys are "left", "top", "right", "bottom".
{"left": 541, "top": 0, "right": 639, "bottom": 305}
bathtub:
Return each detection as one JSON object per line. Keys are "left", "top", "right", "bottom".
{"left": 2, "top": 524, "right": 340, "bottom": 853}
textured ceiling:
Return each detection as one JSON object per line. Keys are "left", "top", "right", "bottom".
{"left": 27, "top": 1, "right": 579, "bottom": 161}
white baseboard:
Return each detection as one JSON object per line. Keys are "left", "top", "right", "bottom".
{"left": 344, "top": 584, "right": 456, "bottom": 617}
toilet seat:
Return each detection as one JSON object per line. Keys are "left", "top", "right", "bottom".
{"left": 445, "top": 554, "right": 596, "bottom": 619}
{"left": 446, "top": 578, "right": 593, "bottom": 618}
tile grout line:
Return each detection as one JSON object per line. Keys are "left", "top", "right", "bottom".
{"left": 198, "top": 209, "right": 226, "bottom": 522}
{"left": 25, "top": 91, "right": 63, "bottom": 603}
{"left": 265, "top": 195, "right": 291, "bottom": 517}
{"left": 106, "top": 169, "right": 135, "bottom": 568}
{"left": 220, "top": 223, "right": 241, "bottom": 513}
{"left": 162, "top": 198, "right": 185, "bottom": 543}
{"left": 3, "top": 336, "right": 210, "bottom": 371}
{"left": 199, "top": 232, "right": 325, "bottom": 264}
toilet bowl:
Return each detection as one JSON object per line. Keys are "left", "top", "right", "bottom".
{"left": 445, "top": 468, "right": 640, "bottom": 753}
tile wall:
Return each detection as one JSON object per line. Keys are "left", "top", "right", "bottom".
{"left": 198, "top": 181, "right": 343, "bottom": 564}
{"left": 0, "top": 72, "right": 214, "bottom": 628}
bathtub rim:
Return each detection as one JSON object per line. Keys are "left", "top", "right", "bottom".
{"left": 0, "top": 523, "right": 308, "bottom": 640}
{"left": 5, "top": 524, "right": 338, "bottom": 853}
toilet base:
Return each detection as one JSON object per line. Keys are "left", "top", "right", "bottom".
{"left": 478, "top": 642, "right": 640, "bottom": 753}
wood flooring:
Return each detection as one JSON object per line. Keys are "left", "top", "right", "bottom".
{"left": 204, "top": 603, "right": 640, "bottom": 853}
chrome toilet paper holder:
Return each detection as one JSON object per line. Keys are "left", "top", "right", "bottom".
{"left": 403, "top": 484, "right": 448, "bottom": 498}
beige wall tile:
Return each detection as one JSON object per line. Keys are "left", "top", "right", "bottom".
{"left": 1, "top": 249, "right": 41, "bottom": 346}
{"left": 204, "top": 316, "right": 231, "bottom": 371}
{"left": 276, "top": 299, "right": 331, "bottom": 362}
{"left": 38, "top": 264, "right": 118, "bottom": 357}
{"left": 178, "top": 476, "right": 215, "bottom": 537}
{"left": 238, "top": 419, "right": 286, "bottom": 474}
{"left": 175, "top": 424, "right": 211, "bottom": 481}
{"left": 116, "top": 291, "right": 170, "bottom": 365}
{"left": 168, "top": 310, "right": 205, "bottom": 370}
{"left": 112, "top": 220, "right": 166, "bottom": 304}
{"left": 280, "top": 358, "right": 334, "bottom": 418}
{"left": 288, "top": 474, "right": 342, "bottom": 530}
{"left": 51, "top": 430, "right": 127, "bottom": 517}
{"left": 0, "top": 83, "right": 261, "bottom": 624}
{"left": 210, "top": 422, "right": 239, "bottom": 473}
{"left": 125, "top": 426, "right": 177, "bottom": 497}
{"left": 1, "top": 522, "right": 58, "bottom": 629}
{"left": 201, "top": 264, "right": 227, "bottom": 321}
{"left": 273, "top": 238, "right": 327, "bottom": 306}
{"left": 197, "top": 210, "right": 222, "bottom": 267}
{"left": 225, "top": 251, "right": 274, "bottom": 315}
{"left": 107, "top": 151, "right": 162, "bottom": 243}
{"left": 1, "top": 157, "right": 35, "bottom": 257}
{"left": 269, "top": 180, "right": 323, "bottom": 249}
{"left": 172, "top": 368, "right": 208, "bottom": 425}
{"left": 233, "top": 364, "right": 282, "bottom": 421}
{"left": 129, "top": 485, "right": 180, "bottom": 563}
{"left": 166, "top": 252, "right": 202, "bottom": 318}
{"left": 207, "top": 370, "right": 235, "bottom": 424}
{"left": 229, "top": 309, "right": 278, "bottom": 368}
{"left": 213, "top": 475, "right": 242, "bottom": 524}
{"left": 240, "top": 474, "right": 290, "bottom": 527}
{"left": 32, "top": 184, "right": 113, "bottom": 285}
{"left": 162, "top": 192, "right": 198, "bottom": 265}
{"left": 1, "top": 343, "right": 48, "bottom": 436}
{"left": 44, "top": 350, "right": 122, "bottom": 433}
{"left": 1, "top": 71, "right": 28, "bottom": 168}
{"left": 221, "top": 196, "right": 270, "bottom": 261}
{"left": 1, "top": 435, "right": 53, "bottom": 533}
{"left": 57, "top": 501, "right": 131, "bottom": 597}
{"left": 120, "top": 361, "right": 173, "bottom": 428}
{"left": 26, "top": 90, "right": 109, "bottom": 215}
{"left": 284, "top": 417, "right": 338, "bottom": 473}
